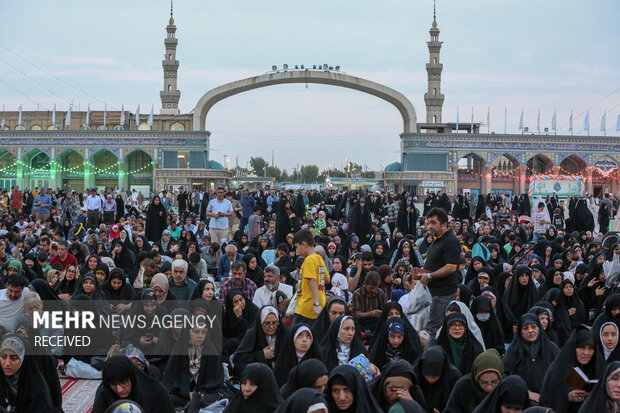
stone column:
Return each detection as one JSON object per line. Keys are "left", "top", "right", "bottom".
{"left": 519, "top": 167, "right": 527, "bottom": 194}
{"left": 486, "top": 165, "right": 493, "bottom": 194}
{"left": 152, "top": 161, "right": 157, "bottom": 192}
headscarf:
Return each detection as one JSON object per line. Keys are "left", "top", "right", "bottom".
{"left": 101, "top": 268, "right": 137, "bottom": 302}
{"left": 274, "top": 388, "right": 328, "bottom": 413}
{"left": 318, "top": 315, "right": 367, "bottom": 372}
{"left": 599, "top": 322, "right": 620, "bottom": 361}
{"left": 369, "top": 316, "right": 423, "bottom": 371}
{"left": 560, "top": 279, "right": 587, "bottom": 328}
{"left": 162, "top": 326, "right": 226, "bottom": 402}
{"left": 471, "top": 295, "right": 505, "bottom": 354}
{"left": 222, "top": 288, "right": 260, "bottom": 342}
{"left": 325, "top": 365, "right": 382, "bottom": 413}
{"left": 273, "top": 323, "right": 320, "bottom": 386}
{"left": 435, "top": 312, "right": 484, "bottom": 375}
{"left": 92, "top": 355, "right": 174, "bottom": 413}
{"left": 471, "top": 375, "right": 532, "bottom": 413}
{"left": 437, "top": 300, "right": 486, "bottom": 351}
{"left": 224, "top": 363, "right": 282, "bottom": 413}
{"left": 149, "top": 273, "right": 169, "bottom": 304}
{"left": 539, "top": 325, "right": 606, "bottom": 412}
{"left": 233, "top": 304, "right": 286, "bottom": 375}
{"left": 0, "top": 334, "right": 54, "bottom": 412}
{"left": 369, "top": 359, "right": 428, "bottom": 412}
{"left": 311, "top": 296, "right": 349, "bottom": 344}
{"left": 577, "top": 361, "right": 620, "bottom": 413}
{"left": 280, "top": 359, "right": 328, "bottom": 399}
{"left": 502, "top": 312, "right": 560, "bottom": 393}
{"left": 412, "top": 345, "right": 461, "bottom": 412}
{"left": 502, "top": 265, "right": 538, "bottom": 319}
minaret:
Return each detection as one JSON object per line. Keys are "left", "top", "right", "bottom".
{"left": 160, "top": 0, "right": 181, "bottom": 115}
{"left": 424, "top": 1, "right": 444, "bottom": 124}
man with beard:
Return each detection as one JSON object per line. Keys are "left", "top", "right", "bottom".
{"left": 252, "top": 265, "right": 293, "bottom": 308}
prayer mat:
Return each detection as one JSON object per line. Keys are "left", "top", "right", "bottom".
{"left": 60, "top": 376, "right": 101, "bottom": 413}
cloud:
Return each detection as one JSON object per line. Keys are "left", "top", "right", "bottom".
{"left": 49, "top": 56, "right": 123, "bottom": 67}
{"left": 563, "top": 59, "right": 619, "bottom": 76}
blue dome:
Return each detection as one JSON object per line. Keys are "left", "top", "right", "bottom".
{"left": 207, "top": 160, "right": 224, "bottom": 170}
{"left": 384, "top": 162, "right": 402, "bottom": 172}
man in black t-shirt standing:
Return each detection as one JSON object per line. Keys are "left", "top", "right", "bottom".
{"left": 413, "top": 207, "right": 461, "bottom": 342}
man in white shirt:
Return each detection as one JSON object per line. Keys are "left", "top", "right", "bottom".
{"left": 532, "top": 202, "right": 550, "bottom": 241}
{"left": 85, "top": 188, "right": 103, "bottom": 229}
{"left": 206, "top": 186, "right": 233, "bottom": 244}
{"left": 0, "top": 273, "right": 30, "bottom": 332}
{"left": 252, "top": 265, "right": 293, "bottom": 308}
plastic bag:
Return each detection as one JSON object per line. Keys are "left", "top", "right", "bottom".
{"left": 199, "top": 399, "right": 229, "bottom": 413}
{"left": 64, "top": 358, "right": 102, "bottom": 379}
{"left": 409, "top": 306, "right": 430, "bottom": 332}
{"left": 404, "top": 281, "right": 432, "bottom": 315}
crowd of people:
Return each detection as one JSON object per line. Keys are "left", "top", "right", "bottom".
{"left": 1, "top": 184, "right": 620, "bottom": 412}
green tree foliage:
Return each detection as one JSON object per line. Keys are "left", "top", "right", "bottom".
{"left": 249, "top": 156, "right": 267, "bottom": 176}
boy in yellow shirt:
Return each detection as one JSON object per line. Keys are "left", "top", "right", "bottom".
{"left": 293, "top": 229, "right": 329, "bottom": 324}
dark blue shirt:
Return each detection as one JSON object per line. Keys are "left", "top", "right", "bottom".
{"left": 240, "top": 195, "right": 256, "bottom": 218}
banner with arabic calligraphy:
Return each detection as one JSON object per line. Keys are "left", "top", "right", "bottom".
{"left": 594, "top": 159, "right": 618, "bottom": 177}
{"left": 528, "top": 175, "right": 585, "bottom": 197}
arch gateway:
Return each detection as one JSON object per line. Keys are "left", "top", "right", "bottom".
{"left": 192, "top": 69, "right": 417, "bottom": 133}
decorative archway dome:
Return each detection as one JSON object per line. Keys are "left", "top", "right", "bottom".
{"left": 385, "top": 162, "right": 402, "bottom": 172}
{"left": 192, "top": 70, "right": 417, "bottom": 133}
{"left": 207, "top": 160, "right": 224, "bottom": 170}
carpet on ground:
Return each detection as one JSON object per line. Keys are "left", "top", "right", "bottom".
{"left": 60, "top": 376, "right": 100, "bottom": 413}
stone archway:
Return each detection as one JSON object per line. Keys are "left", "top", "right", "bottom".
{"left": 193, "top": 70, "right": 417, "bottom": 133}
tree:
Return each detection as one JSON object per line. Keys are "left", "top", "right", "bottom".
{"left": 300, "top": 165, "right": 319, "bottom": 183}
{"left": 249, "top": 156, "right": 267, "bottom": 176}
{"left": 280, "top": 169, "right": 289, "bottom": 182}
{"left": 266, "top": 165, "right": 281, "bottom": 181}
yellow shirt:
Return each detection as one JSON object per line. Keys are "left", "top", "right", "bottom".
{"left": 295, "top": 253, "right": 329, "bottom": 319}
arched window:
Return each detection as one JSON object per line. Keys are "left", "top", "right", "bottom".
{"left": 433, "top": 57, "right": 437, "bottom": 64}
{"left": 168, "top": 84, "right": 172, "bottom": 92}
{"left": 433, "top": 88, "right": 437, "bottom": 96}
{"left": 433, "top": 115, "right": 437, "bottom": 123}
{"left": 168, "top": 54, "right": 172, "bottom": 61}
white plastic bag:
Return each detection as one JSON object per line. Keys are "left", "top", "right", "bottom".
{"left": 409, "top": 306, "right": 430, "bottom": 333}
{"left": 200, "top": 399, "right": 229, "bottom": 413}
{"left": 285, "top": 293, "right": 298, "bottom": 317}
{"left": 404, "top": 281, "right": 432, "bottom": 315}
{"left": 64, "top": 358, "right": 102, "bottom": 379}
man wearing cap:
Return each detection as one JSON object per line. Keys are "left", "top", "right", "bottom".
{"left": 85, "top": 188, "right": 103, "bottom": 229}
{"left": 477, "top": 267, "right": 492, "bottom": 291}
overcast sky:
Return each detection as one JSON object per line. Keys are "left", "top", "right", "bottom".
{"left": 1, "top": 0, "right": 619, "bottom": 172}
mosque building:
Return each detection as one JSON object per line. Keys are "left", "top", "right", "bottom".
{"left": 0, "top": 2, "right": 230, "bottom": 194}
